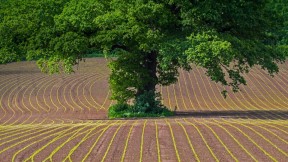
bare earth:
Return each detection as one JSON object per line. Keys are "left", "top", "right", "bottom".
{"left": 0, "top": 58, "right": 287, "bottom": 161}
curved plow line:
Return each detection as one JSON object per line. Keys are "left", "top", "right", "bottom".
{"left": 11, "top": 75, "right": 50, "bottom": 125}
{"left": 260, "top": 123, "right": 288, "bottom": 135}
{"left": 56, "top": 75, "right": 71, "bottom": 112}
{"left": 39, "top": 76, "right": 60, "bottom": 113}
{"left": 139, "top": 120, "right": 147, "bottom": 162}
{"left": 243, "top": 75, "right": 282, "bottom": 111}
{"left": 255, "top": 125, "right": 288, "bottom": 145}
{"left": 155, "top": 121, "right": 161, "bottom": 162}
{"left": 274, "top": 71, "right": 288, "bottom": 96}
{"left": 119, "top": 121, "right": 137, "bottom": 162}
{"left": 227, "top": 119, "right": 288, "bottom": 154}
{"left": 176, "top": 75, "right": 188, "bottom": 110}
{"left": 3, "top": 75, "right": 36, "bottom": 125}
{"left": 34, "top": 76, "right": 55, "bottom": 113}
{"left": 232, "top": 84, "right": 260, "bottom": 111}
{"left": 0, "top": 126, "right": 65, "bottom": 155}
{"left": 196, "top": 68, "right": 222, "bottom": 111}
{"left": 175, "top": 119, "right": 200, "bottom": 162}
{"left": 212, "top": 80, "right": 243, "bottom": 110}
{"left": 100, "top": 90, "right": 111, "bottom": 110}
{"left": 220, "top": 118, "right": 288, "bottom": 126}
{"left": 165, "top": 119, "right": 181, "bottom": 162}
{"left": 186, "top": 69, "right": 202, "bottom": 110}
{"left": 172, "top": 85, "right": 181, "bottom": 111}
{"left": 0, "top": 76, "right": 14, "bottom": 87}
{"left": 217, "top": 82, "right": 253, "bottom": 111}
{"left": 62, "top": 75, "right": 84, "bottom": 112}
{"left": 81, "top": 121, "right": 120, "bottom": 162}
{"left": 90, "top": 73, "right": 111, "bottom": 110}
{"left": 101, "top": 121, "right": 127, "bottom": 162}
{"left": 217, "top": 78, "right": 288, "bottom": 122}
{"left": 183, "top": 71, "right": 204, "bottom": 111}
{"left": 196, "top": 120, "right": 238, "bottom": 161}
{"left": 180, "top": 70, "right": 196, "bottom": 110}
{"left": 82, "top": 74, "right": 100, "bottom": 111}
{"left": 41, "top": 124, "right": 96, "bottom": 161}
{"left": 214, "top": 119, "right": 278, "bottom": 161}
{"left": 236, "top": 117, "right": 288, "bottom": 132}
{"left": 249, "top": 72, "right": 288, "bottom": 108}
{"left": 27, "top": 76, "right": 52, "bottom": 113}
{"left": 19, "top": 77, "right": 49, "bottom": 125}
{"left": 0, "top": 124, "right": 66, "bottom": 148}
{"left": 235, "top": 121, "right": 288, "bottom": 158}
{"left": 89, "top": 74, "right": 110, "bottom": 110}
{"left": 0, "top": 76, "right": 27, "bottom": 121}
{"left": 69, "top": 73, "right": 93, "bottom": 112}
{"left": 62, "top": 121, "right": 110, "bottom": 162}
{"left": 42, "top": 75, "right": 70, "bottom": 113}
{"left": 199, "top": 68, "right": 238, "bottom": 111}
{"left": 69, "top": 75, "right": 100, "bottom": 111}
{"left": 245, "top": 73, "right": 284, "bottom": 110}
{"left": 254, "top": 68, "right": 288, "bottom": 103}
{"left": 244, "top": 73, "right": 288, "bottom": 118}
{"left": 68, "top": 73, "right": 103, "bottom": 112}
{"left": 166, "top": 87, "right": 172, "bottom": 109}
{"left": 205, "top": 119, "right": 257, "bottom": 161}
{"left": 85, "top": 75, "right": 105, "bottom": 111}
{"left": 234, "top": 78, "right": 280, "bottom": 113}
{"left": 75, "top": 74, "right": 99, "bottom": 112}
{"left": 26, "top": 121, "right": 104, "bottom": 162}
{"left": 13, "top": 125, "right": 83, "bottom": 161}
{"left": 190, "top": 70, "right": 212, "bottom": 111}
{"left": 47, "top": 76, "right": 64, "bottom": 113}
{"left": 183, "top": 118, "right": 219, "bottom": 162}
{"left": 0, "top": 126, "right": 44, "bottom": 142}
{"left": 121, "top": 120, "right": 138, "bottom": 162}
{"left": 0, "top": 76, "right": 29, "bottom": 123}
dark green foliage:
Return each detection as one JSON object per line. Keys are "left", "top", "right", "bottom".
{"left": 108, "top": 91, "right": 173, "bottom": 119}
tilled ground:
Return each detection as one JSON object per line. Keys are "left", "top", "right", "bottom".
{"left": 0, "top": 58, "right": 287, "bottom": 161}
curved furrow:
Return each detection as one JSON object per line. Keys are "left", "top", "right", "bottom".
{"left": 214, "top": 119, "right": 278, "bottom": 161}
{"left": 179, "top": 70, "right": 196, "bottom": 110}
{"left": 195, "top": 120, "right": 239, "bottom": 161}
{"left": 78, "top": 73, "right": 109, "bottom": 111}
{"left": 198, "top": 68, "right": 237, "bottom": 111}
{"left": 81, "top": 121, "right": 121, "bottom": 162}
{"left": 74, "top": 73, "right": 99, "bottom": 112}
{"left": 0, "top": 75, "right": 26, "bottom": 122}
{"left": 174, "top": 119, "right": 200, "bottom": 161}
{"left": 2, "top": 75, "right": 38, "bottom": 125}
{"left": 183, "top": 118, "right": 219, "bottom": 161}
{"left": 11, "top": 75, "right": 49, "bottom": 125}
{"left": 230, "top": 120, "right": 288, "bottom": 159}
{"left": 203, "top": 119, "right": 258, "bottom": 161}
{"left": 190, "top": 69, "right": 212, "bottom": 111}
{"left": 248, "top": 71, "right": 288, "bottom": 108}
{"left": 195, "top": 68, "right": 223, "bottom": 111}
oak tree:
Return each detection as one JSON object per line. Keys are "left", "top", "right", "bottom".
{"left": 0, "top": 0, "right": 286, "bottom": 114}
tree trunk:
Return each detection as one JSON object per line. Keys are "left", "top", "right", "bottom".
{"left": 136, "top": 51, "right": 158, "bottom": 97}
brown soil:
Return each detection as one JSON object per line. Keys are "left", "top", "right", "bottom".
{"left": 0, "top": 58, "right": 287, "bottom": 161}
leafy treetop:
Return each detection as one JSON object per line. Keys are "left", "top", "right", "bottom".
{"left": 0, "top": 0, "right": 286, "bottom": 104}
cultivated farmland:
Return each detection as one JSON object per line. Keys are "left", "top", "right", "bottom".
{"left": 0, "top": 58, "right": 287, "bottom": 161}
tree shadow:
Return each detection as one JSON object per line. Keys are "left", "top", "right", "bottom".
{"left": 174, "top": 110, "right": 288, "bottom": 120}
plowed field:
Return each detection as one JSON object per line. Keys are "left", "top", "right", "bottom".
{"left": 0, "top": 58, "right": 287, "bottom": 161}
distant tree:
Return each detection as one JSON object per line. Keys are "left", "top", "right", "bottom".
{"left": 0, "top": 0, "right": 286, "bottom": 115}
{"left": 268, "top": 0, "right": 288, "bottom": 56}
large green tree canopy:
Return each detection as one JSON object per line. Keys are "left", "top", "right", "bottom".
{"left": 0, "top": 0, "right": 286, "bottom": 106}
